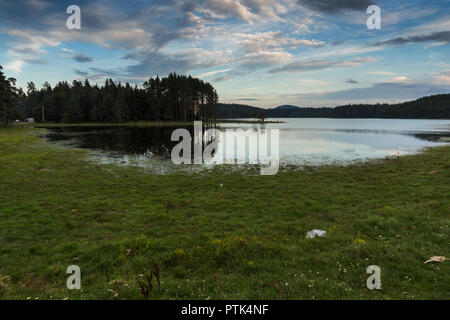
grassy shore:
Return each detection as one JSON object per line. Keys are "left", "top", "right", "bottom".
{"left": 0, "top": 126, "right": 449, "bottom": 300}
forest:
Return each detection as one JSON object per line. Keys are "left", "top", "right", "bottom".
{"left": 329, "top": 95, "right": 450, "bottom": 118}
{"left": 1, "top": 63, "right": 449, "bottom": 127}
{"left": 0, "top": 65, "right": 219, "bottom": 126}
{"left": 219, "top": 95, "right": 450, "bottom": 119}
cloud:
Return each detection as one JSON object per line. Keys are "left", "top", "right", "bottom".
{"left": 197, "top": 68, "right": 233, "bottom": 78}
{"left": 240, "top": 50, "right": 293, "bottom": 71}
{"left": 124, "top": 48, "right": 232, "bottom": 77}
{"left": 269, "top": 57, "right": 376, "bottom": 74}
{"left": 212, "top": 70, "right": 247, "bottom": 82}
{"left": 288, "top": 80, "right": 450, "bottom": 103}
{"left": 222, "top": 31, "right": 324, "bottom": 72}
{"left": 292, "top": 79, "right": 330, "bottom": 86}
{"left": 370, "top": 31, "right": 450, "bottom": 47}
{"left": 74, "top": 69, "right": 90, "bottom": 77}
{"left": 367, "top": 71, "right": 396, "bottom": 76}
{"left": 298, "top": 0, "right": 375, "bottom": 14}
{"left": 391, "top": 76, "right": 410, "bottom": 83}
{"left": 0, "top": 0, "right": 317, "bottom": 80}
{"left": 346, "top": 79, "right": 358, "bottom": 84}
{"left": 298, "top": 44, "right": 383, "bottom": 61}
{"left": 73, "top": 67, "right": 141, "bottom": 82}
{"left": 89, "top": 67, "right": 123, "bottom": 77}
{"left": 328, "top": 81, "right": 450, "bottom": 100}
{"left": 72, "top": 53, "right": 93, "bottom": 63}
{"left": 202, "top": 0, "right": 288, "bottom": 23}
{"left": 213, "top": 75, "right": 234, "bottom": 82}
{"left": 431, "top": 70, "right": 450, "bottom": 85}
{"left": 205, "top": 0, "right": 258, "bottom": 22}
{"left": 1, "top": 2, "right": 186, "bottom": 73}
{"left": 4, "top": 60, "right": 25, "bottom": 73}
{"left": 235, "top": 98, "right": 261, "bottom": 101}
{"left": 3, "top": 28, "right": 59, "bottom": 72}
{"left": 233, "top": 31, "right": 324, "bottom": 50}
{"left": 27, "top": 0, "right": 51, "bottom": 10}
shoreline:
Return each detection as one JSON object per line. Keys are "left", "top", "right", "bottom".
{"left": 31, "top": 120, "right": 284, "bottom": 128}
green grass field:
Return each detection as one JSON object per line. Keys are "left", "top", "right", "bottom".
{"left": 0, "top": 126, "right": 449, "bottom": 299}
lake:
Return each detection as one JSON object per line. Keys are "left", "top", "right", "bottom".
{"left": 44, "top": 118, "right": 450, "bottom": 173}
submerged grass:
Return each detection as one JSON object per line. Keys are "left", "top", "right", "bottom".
{"left": 0, "top": 126, "right": 449, "bottom": 300}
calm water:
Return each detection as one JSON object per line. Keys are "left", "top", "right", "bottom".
{"left": 44, "top": 118, "right": 450, "bottom": 173}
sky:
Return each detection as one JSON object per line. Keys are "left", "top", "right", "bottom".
{"left": 1, "top": 0, "right": 449, "bottom": 108}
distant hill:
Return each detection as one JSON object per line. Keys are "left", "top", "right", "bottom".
{"left": 218, "top": 94, "right": 450, "bottom": 119}
{"left": 217, "top": 103, "right": 265, "bottom": 119}
{"left": 218, "top": 103, "right": 331, "bottom": 118}
{"left": 274, "top": 105, "right": 301, "bottom": 110}
{"left": 329, "top": 94, "right": 450, "bottom": 119}
{"left": 267, "top": 106, "right": 329, "bottom": 118}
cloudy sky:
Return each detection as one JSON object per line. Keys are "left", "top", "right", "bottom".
{"left": 1, "top": 0, "right": 449, "bottom": 107}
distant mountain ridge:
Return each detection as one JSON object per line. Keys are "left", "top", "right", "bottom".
{"left": 274, "top": 105, "right": 302, "bottom": 110}
{"left": 218, "top": 94, "right": 450, "bottom": 119}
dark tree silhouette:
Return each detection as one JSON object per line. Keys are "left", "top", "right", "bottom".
{"left": 0, "top": 66, "right": 21, "bottom": 127}
{"left": 218, "top": 95, "right": 450, "bottom": 119}
{"left": 21, "top": 72, "right": 219, "bottom": 123}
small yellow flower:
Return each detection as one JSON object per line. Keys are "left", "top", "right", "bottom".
{"left": 352, "top": 237, "right": 366, "bottom": 245}
{"left": 174, "top": 248, "right": 185, "bottom": 255}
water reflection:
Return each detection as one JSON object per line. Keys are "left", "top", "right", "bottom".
{"left": 43, "top": 118, "right": 450, "bottom": 173}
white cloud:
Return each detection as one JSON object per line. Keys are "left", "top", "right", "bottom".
{"left": 431, "top": 70, "right": 450, "bottom": 85}
{"left": 295, "top": 79, "right": 330, "bottom": 86}
{"left": 206, "top": 0, "right": 258, "bottom": 23}
{"left": 269, "top": 57, "right": 377, "bottom": 74}
{"left": 3, "top": 29, "right": 60, "bottom": 72}
{"left": 197, "top": 68, "right": 233, "bottom": 78}
{"left": 27, "top": 0, "right": 51, "bottom": 10}
{"left": 203, "top": 0, "right": 290, "bottom": 23}
{"left": 4, "top": 59, "right": 25, "bottom": 73}
{"left": 367, "top": 71, "right": 397, "bottom": 76}
{"left": 391, "top": 76, "right": 410, "bottom": 83}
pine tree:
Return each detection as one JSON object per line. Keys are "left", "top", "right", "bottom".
{"left": 62, "top": 94, "right": 83, "bottom": 123}
{"left": 112, "top": 92, "right": 127, "bottom": 123}
{"left": 0, "top": 66, "right": 19, "bottom": 127}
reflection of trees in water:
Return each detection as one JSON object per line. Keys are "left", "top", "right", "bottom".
{"left": 47, "top": 125, "right": 219, "bottom": 159}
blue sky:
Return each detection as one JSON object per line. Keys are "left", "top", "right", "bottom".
{"left": 1, "top": 0, "right": 449, "bottom": 107}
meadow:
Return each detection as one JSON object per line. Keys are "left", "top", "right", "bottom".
{"left": 0, "top": 126, "right": 448, "bottom": 299}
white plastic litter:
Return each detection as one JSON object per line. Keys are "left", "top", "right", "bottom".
{"left": 306, "top": 229, "right": 326, "bottom": 238}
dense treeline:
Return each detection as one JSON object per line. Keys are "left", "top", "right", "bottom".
{"left": 27, "top": 73, "right": 218, "bottom": 123}
{"left": 217, "top": 103, "right": 332, "bottom": 118}
{"left": 218, "top": 94, "right": 450, "bottom": 119}
{"left": 217, "top": 103, "right": 266, "bottom": 119}
{"left": 0, "top": 66, "right": 25, "bottom": 127}
{"left": 1, "top": 66, "right": 219, "bottom": 126}
{"left": 330, "top": 95, "right": 450, "bottom": 119}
